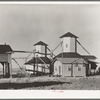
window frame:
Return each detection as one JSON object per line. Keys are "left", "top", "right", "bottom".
{"left": 55, "top": 67, "right": 57, "bottom": 71}
{"left": 66, "top": 44, "right": 68, "bottom": 48}
{"left": 68, "top": 66, "right": 71, "bottom": 71}
{"left": 78, "top": 66, "right": 81, "bottom": 71}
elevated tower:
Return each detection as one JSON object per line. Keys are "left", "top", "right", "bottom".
{"left": 34, "top": 41, "right": 48, "bottom": 57}
{"left": 60, "top": 32, "right": 78, "bottom": 53}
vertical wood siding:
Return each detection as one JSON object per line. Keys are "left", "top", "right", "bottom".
{"left": 62, "top": 64, "right": 72, "bottom": 76}
{"left": 54, "top": 61, "right": 62, "bottom": 75}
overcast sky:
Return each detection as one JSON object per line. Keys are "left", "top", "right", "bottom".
{"left": 0, "top": 4, "right": 100, "bottom": 68}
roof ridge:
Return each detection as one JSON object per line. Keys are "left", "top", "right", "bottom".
{"left": 60, "top": 32, "right": 78, "bottom": 38}
{"left": 56, "top": 52, "right": 82, "bottom": 58}
{"left": 34, "top": 41, "right": 48, "bottom": 46}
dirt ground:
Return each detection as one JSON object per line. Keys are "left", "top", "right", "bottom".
{"left": 0, "top": 75, "right": 100, "bottom": 90}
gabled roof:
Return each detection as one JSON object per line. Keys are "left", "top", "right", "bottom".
{"left": 60, "top": 32, "right": 78, "bottom": 38}
{"left": 25, "top": 57, "right": 51, "bottom": 64}
{"left": 82, "top": 55, "right": 97, "bottom": 59}
{"left": 34, "top": 41, "right": 48, "bottom": 46}
{"left": 55, "top": 52, "right": 82, "bottom": 58}
{"left": 54, "top": 52, "right": 97, "bottom": 64}
{"left": 56, "top": 57, "right": 88, "bottom": 64}
{"left": 0, "top": 44, "right": 13, "bottom": 53}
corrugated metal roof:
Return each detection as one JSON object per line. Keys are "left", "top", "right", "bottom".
{"left": 56, "top": 52, "right": 82, "bottom": 58}
{"left": 0, "top": 44, "right": 13, "bottom": 53}
{"left": 25, "top": 57, "right": 51, "bottom": 64}
{"left": 34, "top": 41, "right": 48, "bottom": 46}
{"left": 60, "top": 32, "right": 78, "bottom": 38}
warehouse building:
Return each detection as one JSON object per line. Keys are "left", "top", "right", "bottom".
{"left": 53, "top": 32, "right": 97, "bottom": 77}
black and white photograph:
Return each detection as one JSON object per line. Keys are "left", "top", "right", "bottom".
{"left": 0, "top": 2, "right": 100, "bottom": 94}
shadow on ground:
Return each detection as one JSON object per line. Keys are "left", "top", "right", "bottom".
{"left": 0, "top": 81, "right": 71, "bottom": 89}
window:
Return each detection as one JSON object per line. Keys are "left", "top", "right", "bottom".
{"left": 68, "top": 66, "right": 71, "bottom": 71}
{"left": 66, "top": 44, "right": 68, "bottom": 48}
{"left": 55, "top": 67, "right": 57, "bottom": 71}
{"left": 75, "top": 63, "right": 78, "bottom": 67}
{"left": 78, "top": 66, "right": 81, "bottom": 71}
{"left": 83, "top": 63, "right": 86, "bottom": 67}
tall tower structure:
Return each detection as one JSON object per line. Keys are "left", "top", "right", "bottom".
{"left": 60, "top": 32, "right": 78, "bottom": 53}
{"left": 34, "top": 41, "right": 48, "bottom": 57}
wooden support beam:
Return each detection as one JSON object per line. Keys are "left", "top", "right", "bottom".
{"left": 36, "top": 55, "right": 38, "bottom": 75}
{"left": 3, "top": 63, "right": 4, "bottom": 78}
{"left": 5, "top": 63, "right": 7, "bottom": 77}
{"left": 33, "top": 53, "right": 35, "bottom": 75}
{"left": 71, "top": 64, "right": 73, "bottom": 77}
{"left": 89, "top": 64, "right": 91, "bottom": 75}
{"left": 44, "top": 65, "right": 45, "bottom": 74}
{"left": 5, "top": 63, "right": 10, "bottom": 78}
{"left": 10, "top": 64, "right": 12, "bottom": 78}
{"left": 42, "top": 66, "right": 43, "bottom": 75}
{"left": 7, "top": 63, "right": 10, "bottom": 78}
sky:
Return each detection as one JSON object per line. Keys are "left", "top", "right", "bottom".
{"left": 0, "top": 4, "right": 100, "bottom": 68}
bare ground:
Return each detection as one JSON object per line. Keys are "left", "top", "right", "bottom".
{"left": 0, "top": 75, "right": 100, "bottom": 90}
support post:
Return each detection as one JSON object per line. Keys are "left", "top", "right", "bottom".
{"left": 42, "top": 65, "right": 43, "bottom": 75}
{"left": 5, "top": 63, "right": 10, "bottom": 78}
{"left": 10, "top": 63, "right": 12, "bottom": 78}
{"left": 33, "top": 53, "right": 35, "bottom": 75}
{"left": 8, "top": 64, "right": 10, "bottom": 77}
{"left": 75, "top": 38, "right": 77, "bottom": 52}
{"left": 36, "top": 55, "right": 38, "bottom": 75}
{"left": 5, "top": 63, "right": 7, "bottom": 78}
{"left": 45, "top": 46, "right": 47, "bottom": 57}
{"left": 2, "top": 63, "right": 4, "bottom": 78}
{"left": 44, "top": 65, "right": 45, "bottom": 75}
{"left": 89, "top": 63, "right": 91, "bottom": 75}
{"left": 71, "top": 64, "right": 73, "bottom": 77}
{"left": 50, "top": 64, "right": 52, "bottom": 75}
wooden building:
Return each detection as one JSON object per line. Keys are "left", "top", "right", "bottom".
{"left": 25, "top": 41, "right": 52, "bottom": 75}
{"left": 0, "top": 44, "right": 13, "bottom": 78}
{"left": 53, "top": 32, "right": 97, "bottom": 77}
